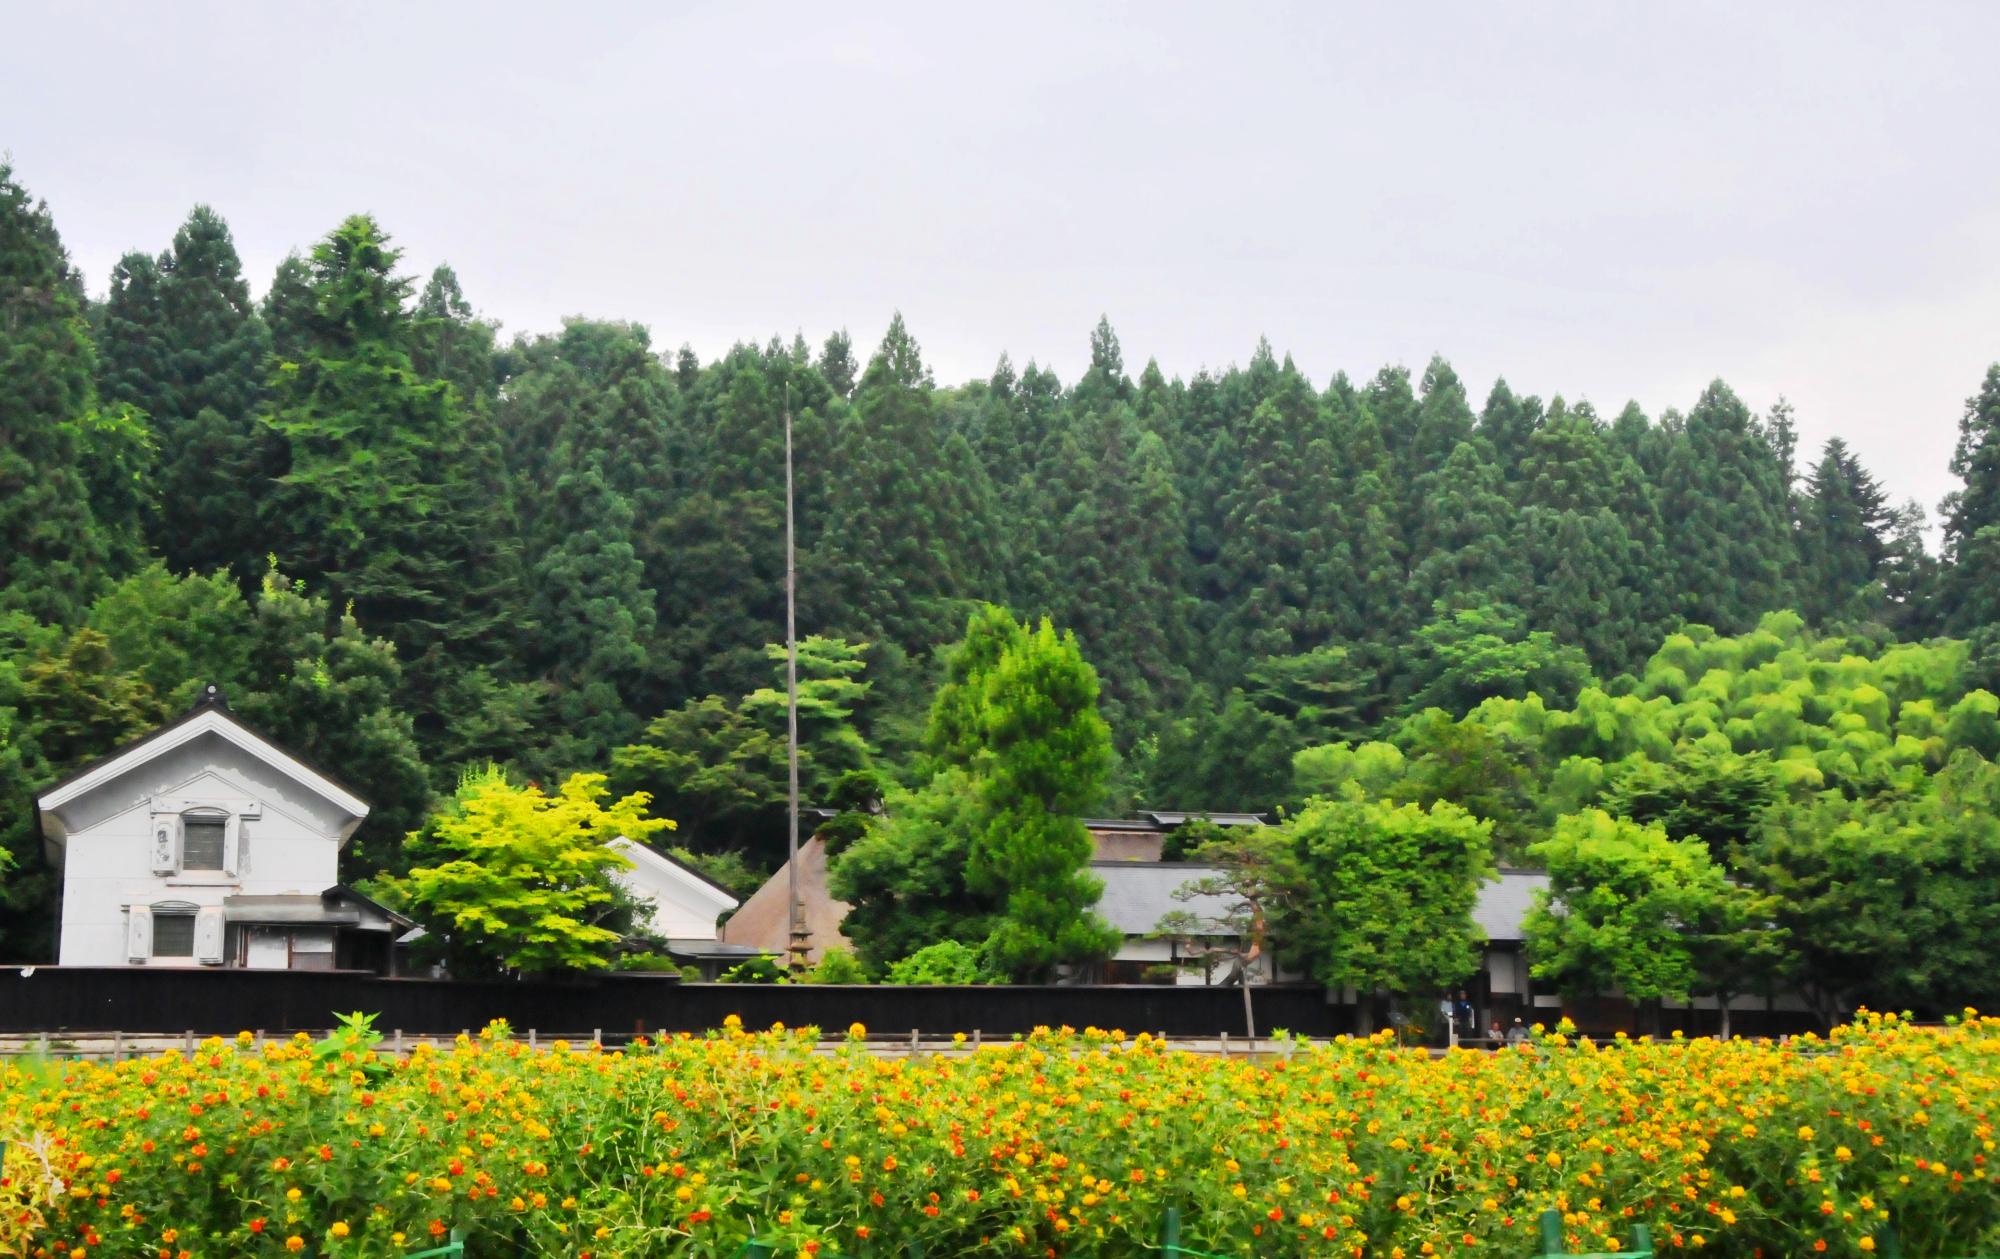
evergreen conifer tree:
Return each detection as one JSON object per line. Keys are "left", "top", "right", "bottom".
{"left": 1800, "top": 437, "right": 1893, "bottom": 625}
{"left": 1658, "top": 381, "right": 1799, "bottom": 632}
{"left": 1942, "top": 365, "right": 2000, "bottom": 630}
{"left": 259, "top": 216, "right": 469, "bottom": 660}
{"left": 0, "top": 163, "right": 111, "bottom": 622}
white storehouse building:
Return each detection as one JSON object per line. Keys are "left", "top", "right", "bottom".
{"left": 35, "top": 685, "right": 408, "bottom": 972}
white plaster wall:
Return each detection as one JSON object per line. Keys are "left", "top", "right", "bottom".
{"left": 1112, "top": 936, "right": 1276, "bottom": 986}
{"left": 54, "top": 732, "right": 349, "bottom": 839}
{"left": 612, "top": 859, "right": 729, "bottom": 940}
{"left": 55, "top": 752, "right": 343, "bottom": 967}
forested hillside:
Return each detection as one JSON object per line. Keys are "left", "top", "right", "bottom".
{"left": 5, "top": 161, "right": 2000, "bottom": 959}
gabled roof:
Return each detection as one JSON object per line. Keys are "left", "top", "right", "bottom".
{"left": 608, "top": 837, "right": 741, "bottom": 911}
{"left": 36, "top": 685, "right": 371, "bottom": 827}
{"left": 325, "top": 883, "right": 417, "bottom": 931}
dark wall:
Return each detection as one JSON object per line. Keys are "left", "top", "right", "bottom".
{"left": 0, "top": 968, "right": 1343, "bottom": 1038}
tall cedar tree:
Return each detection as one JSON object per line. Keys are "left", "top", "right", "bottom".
{"left": 819, "top": 315, "right": 998, "bottom": 662}
{"left": 1659, "top": 381, "right": 1799, "bottom": 632}
{"left": 1800, "top": 437, "right": 1894, "bottom": 625}
{"left": 0, "top": 163, "right": 113, "bottom": 622}
{"left": 259, "top": 216, "right": 470, "bottom": 666}
{"left": 1942, "top": 365, "right": 2000, "bottom": 631}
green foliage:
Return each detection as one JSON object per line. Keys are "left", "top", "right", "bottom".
{"left": 718, "top": 955, "right": 787, "bottom": 984}
{"left": 1743, "top": 751, "right": 2000, "bottom": 1019}
{"left": 399, "top": 767, "right": 672, "bottom": 977}
{"left": 231, "top": 563, "right": 432, "bottom": 876}
{"left": 1525, "top": 810, "right": 1776, "bottom": 1010}
{"left": 827, "top": 769, "right": 994, "bottom": 970}
{"left": 885, "top": 940, "right": 989, "bottom": 985}
{"left": 800, "top": 946, "right": 870, "bottom": 984}
{"left": 4, "top": 158, "right": 1994, "bottom": 986}
{"left": 962, "top": 614, "right": 1121, "bottom": 980}
{"left": 1400, "top": 603, "right": 1592, "bottom": 719}
{"left": 1281, "top": 796, "right": 1495, "bottom": 997}
{"left": 1600, "top": 745, "right": 1779, "bottom": 860}
{"left": 0, "top": 161, "right": 113, "bottom": 622}
{"left": 86, "top": 564, "right": 250, "bottom": 708}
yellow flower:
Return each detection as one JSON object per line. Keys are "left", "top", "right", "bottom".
{"left": 848, "top": 1022, "right": 868, "bottom": 1040}
{"left": 330, "top": 1221, "right": 349, "bottom": 1238}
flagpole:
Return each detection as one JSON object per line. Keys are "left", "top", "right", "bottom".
{"left": 784, "top": 383, "right": 806, "bottom": 970}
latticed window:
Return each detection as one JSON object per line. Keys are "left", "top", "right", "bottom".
{"left": 152, "top": 912, "right": 196, "bottom": 957}
{"left": 181, "top": 817, "right": 226, "bottom": 871}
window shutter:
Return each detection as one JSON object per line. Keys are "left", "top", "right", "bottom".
{"left": 195, "top": 909, "right": 225, "bottom": 964}
{"left": 126, "top": 906, "right": 153, "bottom": 962}
{"left": 150, "top": 813, "right": 181, "bottom": 876}
{"left": 222, "top": 815, "right": 243, "bottom": 877}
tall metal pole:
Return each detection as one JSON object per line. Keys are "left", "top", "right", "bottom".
{"left": 784, "top": 384, "right": 805, "bottom": 970}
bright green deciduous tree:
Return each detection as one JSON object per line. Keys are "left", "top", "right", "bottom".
{"left": 1525, "top": 809, "right": 1777, "bottom": 1033}
{"left": 399, "top": 767, "right": 672, "bottom": 977}
{"left": 1744, "top": 751, "right": 2000, "bottom": 1023}
{"left": 1281, "top": 795, "right": 1494, "bottom": 1026}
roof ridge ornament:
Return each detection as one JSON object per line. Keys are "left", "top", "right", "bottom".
{"left": 193, "top": 682, "right": 229, "bottom": 712}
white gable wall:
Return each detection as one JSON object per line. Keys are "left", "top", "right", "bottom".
{"left": 48, "top": 734, "right": 351, "bottom": 967}
{"left": 607, "top": 839, "right": 736, "bottom": 941}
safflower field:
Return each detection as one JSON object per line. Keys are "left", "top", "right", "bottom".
{"left": 3, "top": 1014, "right": 1999, "bottom": 1258}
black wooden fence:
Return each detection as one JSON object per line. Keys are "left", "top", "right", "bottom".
{"left": 0, "top": 967, "right": 1346, "bottom": 1038}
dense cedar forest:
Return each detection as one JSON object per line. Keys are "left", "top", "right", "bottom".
{"left": 7, "top": 161, "right": 2000, "bottom": 970}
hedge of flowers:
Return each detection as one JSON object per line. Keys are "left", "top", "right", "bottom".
{"left": 4, "top": 1013, "right": 1999, "bottom": 1257}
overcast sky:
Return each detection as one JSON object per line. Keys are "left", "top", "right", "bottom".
{"left": 7, "top": 2, "right": 1997, "bottom": 514}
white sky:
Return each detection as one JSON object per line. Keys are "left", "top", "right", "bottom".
{"left": 7, "top": 2, "right": 1998, "bottom": 514}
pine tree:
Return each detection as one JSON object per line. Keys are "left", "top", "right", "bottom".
{"left": 1404, "top": 356, "right": 1479, "bottom": 530}
{"left": 818, "top": 328, "right": 857, "bottom": 398}
{"left": 1040, "top": 404, "right": 1191, "bottom": 736}
{"left": 1516, "top": 408, "right": 1664, "bottom": 670}
{"left": 959, "top": 614, "right": 1120, "bottom": 981}
{"left": 0, "top": 162, "right": 111, "bottom": 622}
{"left": 411, "top": 264, "right": 496, "bottom": 407}
{"left": 1880, "top": 499, "right": 1942, "bottom": 638}
{"left": 262, "top": 252, "right": 315, "bottom": 364}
